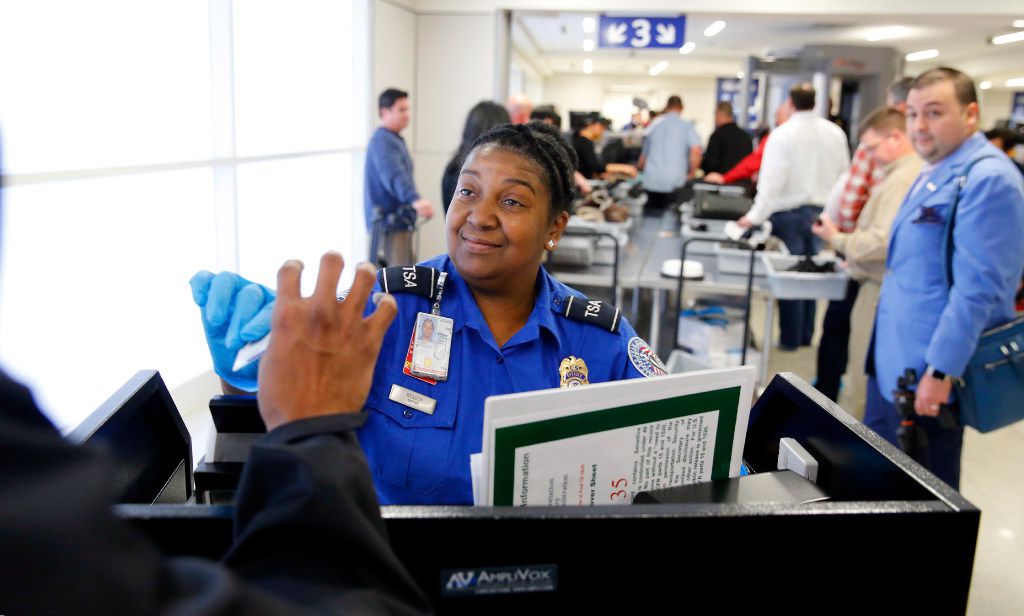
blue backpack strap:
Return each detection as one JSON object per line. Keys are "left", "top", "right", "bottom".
{"left": 942, "top": 155, "right": 997, "bottom": 289}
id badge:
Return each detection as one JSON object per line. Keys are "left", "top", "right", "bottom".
{"left": 410, "top": 311, "right": 453, "bottom": 381}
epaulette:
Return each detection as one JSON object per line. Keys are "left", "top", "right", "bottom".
{"left": 377, "top": 266, "right": 441, "bottom": 300}
{"left": 557, "top": 295, "right": 621, "bottom": 333}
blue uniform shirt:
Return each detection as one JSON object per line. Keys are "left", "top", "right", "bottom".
{"left": 358, "top": 255, "right": 659, "bottom": 505}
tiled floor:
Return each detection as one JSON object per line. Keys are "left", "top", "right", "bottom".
{"left": 667, "top": 294, "right": 1024, "bottom": 615}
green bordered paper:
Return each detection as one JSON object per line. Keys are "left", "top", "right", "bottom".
{"left": 480, "top": 366, "right": 755, "bottom": 507}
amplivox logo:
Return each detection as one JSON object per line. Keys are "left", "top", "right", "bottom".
{"left": 441, "top": 564, "right": 557, "bottom": 596}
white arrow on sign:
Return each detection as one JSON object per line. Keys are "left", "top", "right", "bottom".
{"left": 655, "top": 23, "right": 676, "bottom": 45}
{"left": 606, "top": 23, "right": 627, "bottom": 45}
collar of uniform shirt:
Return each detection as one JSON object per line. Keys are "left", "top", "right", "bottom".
{"left": 441, "top": 256, "right": 563, "bottom": 348}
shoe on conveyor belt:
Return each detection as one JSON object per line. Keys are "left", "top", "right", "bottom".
{"left": 785, "top": 256, "right": 837, "bottom": 273}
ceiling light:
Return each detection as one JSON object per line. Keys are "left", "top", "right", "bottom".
{"left": 992, "top": 30, "right": 1024, "bottom": 45}
{"left": 905, "top": 49, "right": 939, "bottom": 62}
{"left": 979, "top": 81, "right": 993, "bottom": 90}
{"left": 1006, "top": 77, "right": 1024, "bottom": 87}
{"left": 866, "top": 26, "right": 907, "bottom": 42}
{"left": 737, "top": 70, "right": 745, "bottom": 79}
{"left": 679, "top": 42, "right": 695, "bottom": 55}
{"left": 704, "top": 21, "right": 726, "bottom": 37}
{"left": 582, "top": 16, "right": 596, "bottom": 34}
{"left": 1012, "top": 20, "right": 1024, "bottom": 28}
{"left": 649, "top": 61, "right": 669, "bottom": 76}
{"left": 583, "top": 58, "right": 593, "bottom": 74}
{"left": 583, "top": 39, "right": 595, "bottom": 52}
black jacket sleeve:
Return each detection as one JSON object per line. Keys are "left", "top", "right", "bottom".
{"left": 0, "top": 370, "right": 431, "bottom": 616}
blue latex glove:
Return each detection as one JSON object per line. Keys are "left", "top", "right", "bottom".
{"left": 189, "top": 270, "right": 275, "bottom": 391}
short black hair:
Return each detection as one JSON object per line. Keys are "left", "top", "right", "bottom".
{"left": 715, "top": 101, "right": 734, "bottom": 118}
{"left": 530, "top": 106, "right": 562, "bottom": 127}
{"left": 378, "top": 88, "right": 408, "bottom": 111}
{"left": 666, "top": 95, "right": 683, "bottom": 110}
{"left": 790, "top": 83, "right": 816, "bottom": 111}
{"left": 986, "top": 127, "right": 1022, "bottom": 151}
{"left": 469, "top": 122, "right": 578, "bottom": 219}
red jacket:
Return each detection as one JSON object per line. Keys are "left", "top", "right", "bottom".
{"left": 721, "top": 132, "right": 768, "bottom": 184}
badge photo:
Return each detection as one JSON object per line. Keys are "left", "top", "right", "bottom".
{"left": 411, "top": 311, "right": 453, "bottom": 381}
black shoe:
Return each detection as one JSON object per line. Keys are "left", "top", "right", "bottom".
{"left": 785, "top": 256, "right": 836, "bottom": 273}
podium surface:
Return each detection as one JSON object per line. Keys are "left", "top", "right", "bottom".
{"left": 113, "top": 373, "right": 979, "bottom": 614}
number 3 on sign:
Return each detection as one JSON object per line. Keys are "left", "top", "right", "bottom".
{"left": 631, "top": 19, "right": 650, "bottom": 47}
{"left": 609, "top": 478, "right": 628, "bottom": 501}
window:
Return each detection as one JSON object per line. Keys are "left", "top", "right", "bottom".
{"left": 0, "top": 0, "right": 369, "bottom": 429}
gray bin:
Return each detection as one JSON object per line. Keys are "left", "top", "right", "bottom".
{"left": 762, "top": 254, "right": 850, "bottom": 300}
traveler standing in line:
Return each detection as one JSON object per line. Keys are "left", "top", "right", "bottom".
{"left": 812, "top": 77, "right": 912, "bottom": 402}
{"left": 865, "top": 67, "right": 1024, "bottom": 489}
{"left": 637, "top": 95, "right": 702, "bottom": 214}
{"left": 812, "top": 106, "right": 923, "bottom": 415}
{"left": 365, "top": 88, "right": 434, "bottom": 267}
{"left": 700, "top": 101, "right": 753, "bottom": 177}
{"left": 737, "top": 83, "right": 850, "bottom": 351}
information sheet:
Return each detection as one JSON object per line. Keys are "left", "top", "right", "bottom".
{"left": 479, "top": 366, "right": 755, "bottom": 506}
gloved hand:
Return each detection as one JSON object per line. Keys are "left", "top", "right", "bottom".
{"left": 189, "top": 270, "right": 275, "bottom": 391}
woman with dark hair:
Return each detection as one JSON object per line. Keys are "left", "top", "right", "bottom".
{"left": 441, "top": 100, "right": 511, "bottom": 212}
{"left": 192, "top": 122, "right": 666, "bottom": 506}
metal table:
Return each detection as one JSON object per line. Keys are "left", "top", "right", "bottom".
{"left": 636, "top": 235, "right": 775, "bottom": 385}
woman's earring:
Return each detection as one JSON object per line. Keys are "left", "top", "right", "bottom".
{"left": 547, "top": 240, "right": 556, "bottom": 249}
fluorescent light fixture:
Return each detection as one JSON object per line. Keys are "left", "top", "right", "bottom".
{"left": 583, "top": 16, "right": 596, "bottom": 34}
{"left": 992, "top": 30, "right": 1024, "bottom": 45}
{"left": 679, "top": 41, "right": 696, "bottom": 54}
{"left": 583, "top": 39, "right": 595, "bottom": 52}
{"left": 583, "top": 58, "right": 593, "bottom": 74}
{"left": 737, "top": 70, "right": 745, "bottom": 79}
{"left": 649, "top": 60, "right": 669, "bottom": 76}
{"left": 905, "top": 49, "right": 939, "bottom": 62}
{"left": 1006, "top": 77, "right": 1024, "bottom": 87}
{"left": 979, "top": 80, "right": 993, "bottom": 90}
{"left": 1012, "top": 19, "right": 1024, "bottom": 28}
{"left": 866, "top": 26, "right": 907, "bottom": 42}
{"left": 704, "top": 21, "right": 726, "bottom": 37}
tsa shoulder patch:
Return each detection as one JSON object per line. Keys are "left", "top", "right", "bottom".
{"left": 561, "top": 295, "right": 621, "bottom": 332}
{"left": 628, "top": 337, "right": 667, "bottom": 377}
{"left": 377, "top": 265, "right": 439, "bottom": 299}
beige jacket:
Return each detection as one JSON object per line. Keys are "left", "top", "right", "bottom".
{"left": 829, "top": 152, "right": 924, "bottom": 283}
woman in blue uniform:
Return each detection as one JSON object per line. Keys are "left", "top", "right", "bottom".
{"left": 191, "top": 122, "right": 665, "bottom": 505}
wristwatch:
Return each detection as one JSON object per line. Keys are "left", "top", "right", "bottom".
{"left": 924, "top": 365, "right": 954, "bottom": 382}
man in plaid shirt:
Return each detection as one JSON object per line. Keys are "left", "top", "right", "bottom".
{"left": 813, "top": 78, "right": 912, "bottom": 403}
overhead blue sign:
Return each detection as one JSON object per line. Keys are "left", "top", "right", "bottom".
{"left": 716, "top": 77, "right": 761, "bottom": 126}
{"left": 598, "top": 15, "right": 686, "bottom": 50}
{"left": 1012, "top": 92, "right": 1024, "bottom": 127}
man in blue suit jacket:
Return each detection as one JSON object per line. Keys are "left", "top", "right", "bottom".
{"left": 866, "top": 67, "right": 1024, "bottom": 489}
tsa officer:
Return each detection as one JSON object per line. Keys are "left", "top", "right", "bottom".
{"left": 191, "top": 122, "right": 666, "bottom": 506}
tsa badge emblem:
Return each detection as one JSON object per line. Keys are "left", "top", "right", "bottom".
{"left": 628, "top": 337, "right": 667, "bottom": 377}
{"left": 559, "top": 356, "right": 590, "bottom": 388}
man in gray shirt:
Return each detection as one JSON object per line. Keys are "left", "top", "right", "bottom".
{"left": 638, "top": 95, "right": 702, "bottom": 213}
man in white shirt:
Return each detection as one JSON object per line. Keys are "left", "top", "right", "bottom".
{"left": 738, "top": 83, "right": 850, "bottom": 350}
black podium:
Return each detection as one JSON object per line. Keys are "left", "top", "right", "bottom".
{"left": 102, "top": 372, "right": 979, "bottom": 614}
